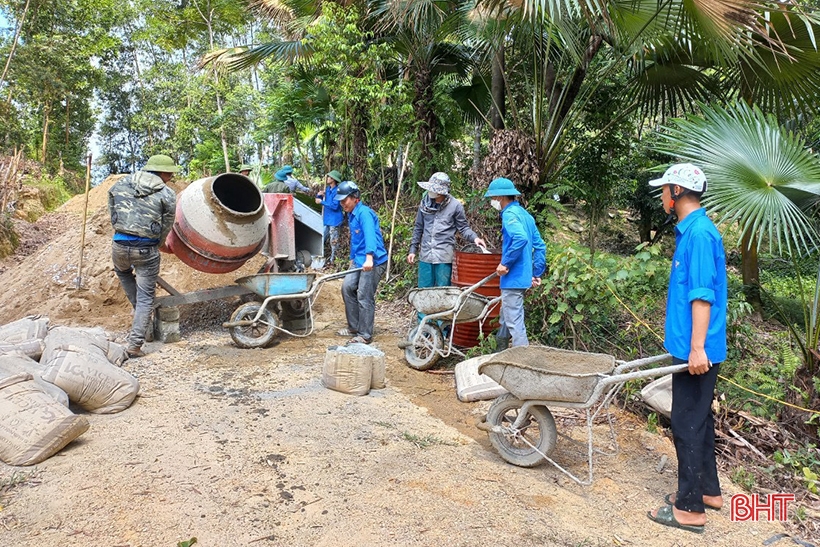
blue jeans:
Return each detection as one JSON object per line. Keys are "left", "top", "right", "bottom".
{"left": 112, "top": 242, "right": 160, "bottom": 349}
{"left": 498, "top": 288, "right": 528, "bottom": 347}
{"left": 671, "top": 357, "right": 721, "bottom": 513}
{"left": 324, "top": 225, "right": 341, "bottom": 262}
{"left": 341, "top": 262, "right": 386, "bottom": 340}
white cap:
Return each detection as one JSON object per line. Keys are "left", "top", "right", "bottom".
{"left": 648, "top": 163, "right": 707, "bottom": 194}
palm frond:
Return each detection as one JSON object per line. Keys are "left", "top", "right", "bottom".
{"left": 656, "top": 101, "right": 820, "bottom": 256}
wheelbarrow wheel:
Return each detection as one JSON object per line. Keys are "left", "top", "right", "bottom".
{"left": 404, "top": 323, "right": 442, "bottom": 371}
{"left": 486, "top": 393, "right": 557, "bottom": 468}
{"left": 229, "top": 303, "right": 278, "bottom": 348}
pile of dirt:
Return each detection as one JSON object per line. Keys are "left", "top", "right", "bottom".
{"left": 0, "top": 176, "right": 283, "bottom": 332}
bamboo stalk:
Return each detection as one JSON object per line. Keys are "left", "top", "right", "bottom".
{"left": 385, "top": 143, "right": 411, "bottom": 282}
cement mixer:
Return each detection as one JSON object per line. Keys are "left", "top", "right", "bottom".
{"left": 163, "top": 172, "right": 324, "bottom": 274}
{"left": 152, "top": 173, "right": 325, "bottom": 342}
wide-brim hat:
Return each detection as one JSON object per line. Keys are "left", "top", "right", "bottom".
{"left": 417, "top": 172, "right": 451, "bottom": 195}
{"left": 239, "top": 164, "right": 253, "bottom": 172}
{"left": 648, "top": 163, "right": 707, "bottom": 194}
{"left": 484, "top": 177, "right": 521, "bottom": 197}
{"left": 280, "top": 164, "right": 294, "bottom": 175}
{"left": 142, "top": 154, "right": 180, "bottom": 173}
{"left": 274, "top": 169, "right": 288, "bottom": 181}
{"left": 326, "top": 170, "right": 343, "bottom": 183}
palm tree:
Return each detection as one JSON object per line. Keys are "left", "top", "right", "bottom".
{"left": 653, "top": 101, "right": 820, "bottom": 425}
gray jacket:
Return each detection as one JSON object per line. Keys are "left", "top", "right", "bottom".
{"left": 409, "top": 195, "right": 478, "bottom": 264}
{"left": 108, "top": 171, "right": 176, "bottom": 241}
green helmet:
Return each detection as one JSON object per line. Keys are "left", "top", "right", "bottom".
{"left": 142, "top": 154, "right": 180, "bottom": 173}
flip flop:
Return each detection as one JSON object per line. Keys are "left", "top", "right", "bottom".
{"left": 347, "top": 335, "right": 372, "bottom": 345}
{"left": 647, "top": 505, "right": 705, "bottom": 534}
{"left": 664, "top": 493, "right": 721, "bottom": 511}
{"left": 337, "top": 327, "right": 356, "bottom": 337}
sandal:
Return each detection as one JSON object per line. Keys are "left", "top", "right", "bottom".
{"left": 337, "top": 327, "right": 356, "bottom": 337}
{"left": 647, "top": 505, "right": 704, "bottom": 534}
{"left": 347, "top": 335, "right": 372, "bottom": 345}
{"left": 664, "top": 493, "right": 721, "bottom": 511}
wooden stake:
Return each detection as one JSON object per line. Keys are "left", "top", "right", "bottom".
{"left": 75, "top": 153, "right": 92, "bottom": 290}
{"left": 385, "top": 143, "right": 410, "bottom": 281}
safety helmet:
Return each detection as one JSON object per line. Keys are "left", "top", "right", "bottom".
{"left": 142, "top": 154, "right": 180, "bottom": 173}
{"left": 334, "top": 180, "right": 360, "bottom": 201}
{"left": 483, "top": 177, "right": 521, "bottom": 198}
{"left": 648, "top": 163, "right": 707, "bottom": 194}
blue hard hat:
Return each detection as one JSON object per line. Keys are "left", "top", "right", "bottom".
{"left": 274, "top": 169, "right": 288, "bottom": 181}
{"left": 484, "top": 177, "right": 521, "bottom": 198}
{"left": 334, "top": 180, "right": 360, "bottom": 200}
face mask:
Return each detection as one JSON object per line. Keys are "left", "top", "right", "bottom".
{"left": 491, "top": 199, "right": 502, "bottom": 211}
{"left": 428, "top": 191, "right": 439, "bottom": 199}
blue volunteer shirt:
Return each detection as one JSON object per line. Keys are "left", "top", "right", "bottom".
{"left": 348, "top": 201, "right": 388, "bottom": 268}
{"left": 320, "top": 185, "right": 344, "bottom": 227}
{"left": 499, "top": 201, "right": 547, "bottom": 289}
{"left": 664, "top": 208, "right": 728, "bottom": 363}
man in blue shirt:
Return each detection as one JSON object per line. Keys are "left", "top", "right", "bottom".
{"left": 647, "top": 163, "right": 727, "bottom": 534}
{"left": 334, "top": 181, "right": 388, "bottom": 344}
{"left": 484, "top": 178, "right": 547, "bottom": 347}
{"left": 315, "top": 170, "right": 344, "bottom": 265}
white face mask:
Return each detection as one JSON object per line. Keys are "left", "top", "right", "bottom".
{"left": 491, "top": 199, "right": 502, "bottom": 211}
{"left": 428, "top": 191, "right": 439, "bottom": 199}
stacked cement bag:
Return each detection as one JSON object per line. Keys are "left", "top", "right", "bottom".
{"left": 0, "top": 372, "right": 89, "bottom": 466}
{"left": 40, "top": 326, "right": 139, "bottom": 414}
{"left": 0, "top": 354, "right": 69, "bottom": 407}
{"left": 0, "top": 315, "right": 49, "bottom": 359}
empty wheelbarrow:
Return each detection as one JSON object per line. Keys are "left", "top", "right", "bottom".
{"left": 476, "top": 346, "right": 688, "bottom": 485}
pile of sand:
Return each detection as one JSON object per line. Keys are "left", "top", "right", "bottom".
{"left": 0, "top": 176, "right": 345, "bottom": 333}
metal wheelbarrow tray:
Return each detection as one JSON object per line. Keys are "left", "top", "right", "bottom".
{"left": 476, "top": 345, "right": 688, "bottom": 485}
{"left": 407, "top": 287, "right": 491, "bottom": 323}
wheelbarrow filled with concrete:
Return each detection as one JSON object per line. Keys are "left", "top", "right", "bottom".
{"left": 222, "top": 269, "right": 360, "bottom": 348}
{"left": 476, "top": 346, "right": 687, "bottom": 485}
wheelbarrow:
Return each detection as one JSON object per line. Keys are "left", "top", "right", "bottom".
{"left": 222, "top": 268, "right": 361, "bottom": 348}
{"left": 475, "top": 346, "right": 688, "bottom": 485}
{"left": 402, "top": 273, "right": 501, "bottom": 370}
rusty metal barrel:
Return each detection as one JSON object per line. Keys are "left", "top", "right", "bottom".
{"left": 165, "top": 173, "right": 268, "bottom": 274}
{"left": 451, "top": 250, "right": 502, "bottom": 347}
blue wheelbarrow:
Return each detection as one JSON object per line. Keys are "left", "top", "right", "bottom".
{"left": 222, "top": 269, "right": 360, "bottom": 348}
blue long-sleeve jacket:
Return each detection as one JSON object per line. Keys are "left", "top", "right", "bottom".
{"left": 348, "top": 201, "right": 388, "bottom": 267}
{"left": 499, "top": 201, "right": 547, "bottom": 289}
{"left": 319, "top": 185, "right": 344, "bottom": 227}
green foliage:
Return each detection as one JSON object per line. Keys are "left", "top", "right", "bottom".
{"left": 646, "top": 412, "right": 659, "bottom": 434}
{"left": 731, "top": 466, "right": 757, "bottom": 491}
{"left": 177, "top": 538, "right": 197, "bottom": 547}
{"left": 25, "top": 174, "right": 74, "bottom": 211}
{"left": 773, "top": 444, "right": 820, "bottom": 495}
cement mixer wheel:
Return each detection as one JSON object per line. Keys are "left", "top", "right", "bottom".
{"left": 229, "top": 303, "right": 278, "bottom": 348}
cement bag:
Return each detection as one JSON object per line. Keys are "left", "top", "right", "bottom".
{"left": 0, "top": 373, "right": 89, "bottom": 466}
{"left": 641, "top": 374, "right": 673, "bottom": 419}
{"left": 42, "top": 326, "right": 127, "bottom": 366}
{"left": 0, "top": 354, "right": 69, "bottom": 407}
{"left": 0, "top": 338, "right": 45, "bottom": 360}
{"left": 0, "top": 316, "right": 49, "bottom": 344}
{"left": 42, "top": 350, "right": 139, "bottom": 413}
{"left": 322, "top": 347, "right": 374, "bottom": 396}
{"left": 455, "top": 354, "right": 508, "bottom": 402}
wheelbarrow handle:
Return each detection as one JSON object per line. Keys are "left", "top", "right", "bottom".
{"left": 313, "top": 267, "right": 363, "bottom": 286}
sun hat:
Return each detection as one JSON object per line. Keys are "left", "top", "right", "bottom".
{"left": 326, "top": 170, "right": 343, "bottom": 183}
{"left": 238, "top": 164, "right": 253, "bottom": 172}
{"left": 483, "top": 177, "right": 521, "bottom": 198}
{"left": 648, "top": 163, "right": 707, "bottom": 194}
{"left": 417, "top": 172, "right": 452, "bottom": 196}
{"left": 141, "top": 154, "right": 180, "bottom": 173}
{"left": 280, "top": 164, "right": 294, "bottom": 175}
{"left": 274, "top": 169, "right": 288, "bottom": 181}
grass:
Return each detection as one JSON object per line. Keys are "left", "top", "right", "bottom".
{"left": 401, "top": 432, "right": 457, "bottom": 449}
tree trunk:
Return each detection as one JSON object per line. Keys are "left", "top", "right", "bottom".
{"left": 64, "top": 95, "right": 70, "bottom": 146}
{"left": 352, "top": 103, "right": 369, "bottom": 183}
{"left": 0, "top": 0, "right": 31, "bottom": 91}
{"left": 412, "top": 65, "right": 437, "bottom": 172}
{"left": 41, "top": 103, "right": 51, "bottom": 164}
{"left": 473, "top": 121, "right": 482, "bottom": 171}
{"left": 740, "top": 230, "right": 762, "bottom": 313}
{"left": 491, "top": 44, "right": 505, "bottom": 130}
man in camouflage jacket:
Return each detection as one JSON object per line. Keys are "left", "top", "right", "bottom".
{"left": 108, "top": 154, "right": 178, "bottom": 358}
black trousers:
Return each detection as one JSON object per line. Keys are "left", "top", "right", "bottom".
{"left": 670, "top": 357, "right": 721, "bottom": 513}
